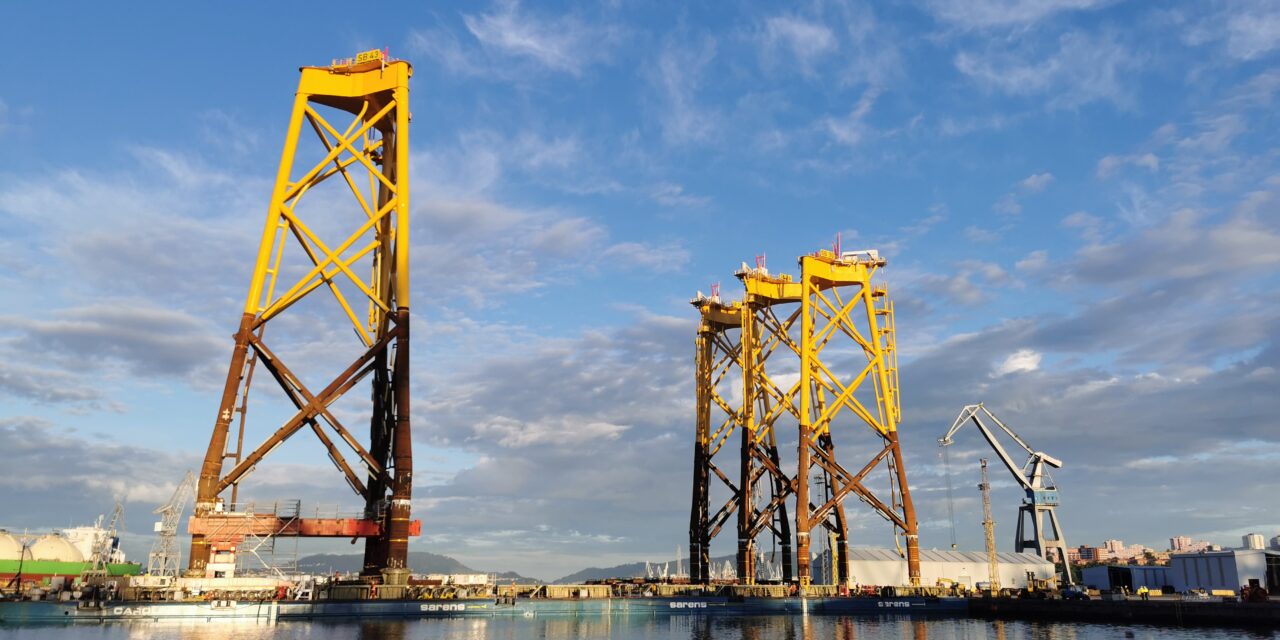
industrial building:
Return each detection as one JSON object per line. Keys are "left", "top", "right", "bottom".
{"left": 847, "top": 548, "right": 1054, "bottom": 589}
{"left": 1081, "top": 565, "right": 1171, "bottom": 591}
{"left": 1169, "top": 549, "right": 1280, "bottom": 593}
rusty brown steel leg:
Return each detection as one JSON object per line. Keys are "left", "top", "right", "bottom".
{"left": 767, "top": 442, "right": 794, "bottom": 583}
{"left": 737, "top": 419, "right": 755, "bottom": 584}
{"left": 889, "top": 430, "right": 921, "bottom": 585}
{"left": 689, "top": 329, "right": 713, "bottom": 584}
{"left": 819, "top": 434, "right": 850, "bottom": 587}
{"left": 387, "top": 307, "right": 413, "bottom": 569}
{"left": 689, "top": 439, "right": 710, "bottom": 584}
{"left": 190, "top": 312, "right": 255, "bottom": 575}
{"left": 795, "top": 431, "right": 812, "bottom": 587}
{"left": 362, "top": 347, "right": 392, "bottom": 576}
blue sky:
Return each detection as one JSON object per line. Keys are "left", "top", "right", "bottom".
{"left": 1, "top": 0, "right": 1279, "bottom": 580}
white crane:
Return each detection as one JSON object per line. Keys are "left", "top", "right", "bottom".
{"left": 147, "top": 471, "right": 196, "bottom": 577}
{"left": 80, "top": 501, "right": 124, "bottom": 585}
{"left": 939, "top": 403, "right": 1072, "bottom": 586}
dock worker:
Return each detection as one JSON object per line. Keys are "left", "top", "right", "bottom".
{"left": 1137, "top": 585, "right": 1149, "bottom": 601}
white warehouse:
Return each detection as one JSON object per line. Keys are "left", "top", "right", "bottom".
{"left": 1169, "top": 549, "right": 1280, "bottom": 593}
{"left": 847, "top": 548, "right": 1055, "bottom": 588}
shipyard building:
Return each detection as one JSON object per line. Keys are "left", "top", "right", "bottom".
{"left": 848, "top": 549, "right": 1054, "bottom": 589}
{"left": 1168, "top": 549, "right": 1280, "bottom": 593}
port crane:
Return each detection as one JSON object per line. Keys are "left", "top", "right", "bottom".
{"left": 148, "top": 471, "right": 195, "bottom": 577}
{"left": 80, "top": 501, "right": 124, "bottom": 585}
{"left": 939, "top": 403, "right": 1073, "bottom": 586}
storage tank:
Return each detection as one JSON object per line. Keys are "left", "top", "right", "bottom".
{"left": 28, "top": 534, "right": 85, "bottom": 562}
{"left": 0, "top": 531, "right": 33, "bottom": 561}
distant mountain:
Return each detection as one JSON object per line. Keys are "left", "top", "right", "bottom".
{"left": 297, "top": 551, "right": 541, "bottom": 583}
{"left": 553, "top": 554, "right": 736, "bottom": 584}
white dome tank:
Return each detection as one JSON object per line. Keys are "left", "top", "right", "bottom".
{"left": 0, "top": 531, "right": 33, "bottom": 561}
{"left": 29, "top": 534, "right": 85, "bottom": 562}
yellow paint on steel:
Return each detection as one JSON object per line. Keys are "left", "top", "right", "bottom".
{"left": 797, "top": 252, "right": 898, "bottom": 437}
{"left": 241, "top": 61, "right": 412, "bottom": 343}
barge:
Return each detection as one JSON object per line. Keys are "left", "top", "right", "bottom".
{"left": 0, "top": 595, "right": 968, "bottom": 623}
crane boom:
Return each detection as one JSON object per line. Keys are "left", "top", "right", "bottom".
{"left": 940, "top": 404, "right": 1034, "bottom": 492}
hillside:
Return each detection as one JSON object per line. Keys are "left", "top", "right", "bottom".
{"left": 553, "top": 554, "right": 737, "bottom": 584}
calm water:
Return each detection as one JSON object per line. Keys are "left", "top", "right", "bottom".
{"left": 1, "top": 617, "right": 1276, "bottom": 640}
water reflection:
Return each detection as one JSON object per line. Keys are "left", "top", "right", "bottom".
{"left": 0, "top": 615, "right": 1267, "bottom": 640}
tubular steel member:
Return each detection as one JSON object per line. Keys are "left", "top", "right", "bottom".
{"left": 735, "top": 261, "right": 805, "bottom": 585}
{"left": 738, "top": 260, "right": 851, "bottom": 589}
{"left": 794, "top": 248, "right": 920, "bottom": 588}
{"left": 189, "top": 50, "right": 418, "bottom": 576}
{"left": 688, "top": 293, "right": 745, "bottom": 584}
{"left": 688, "top": 284, "right": 796, "bottom": 586}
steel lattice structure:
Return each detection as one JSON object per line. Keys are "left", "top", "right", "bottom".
{"left": 189, "top": 53, "right": 419, "bottom": 577}
{"left": 688, "top": 292, "right": 794, "bottom": 585}
{"left": 689, "top": 249, "right": 922, "bottom": 590}
{"left": 795, "top": 250, "right": 919, "bottom": 587}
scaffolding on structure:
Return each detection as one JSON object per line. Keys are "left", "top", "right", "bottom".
{"left": 188, "top": 50, "right": 420, "bottom": 580}
{"left": 689, "top": 247, "right": 922, "bottom": 590}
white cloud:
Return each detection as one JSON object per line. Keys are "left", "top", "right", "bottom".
{"left": 937, "top": 113, "right": 1018, "bottom": 137}
{"left": 922, "top": 0, "right": 1114, "bottom": 29}
{"left": 410, "top": 3, "right": 619, "bottom": 79}
{"left": 599, "top": 242, "right": 690, "bottom": 273}
{"left": 1020, "top": 172, "right": 1054, "bottom": 192}
{"left": 1061, "top": 211, "right": 1105, "bottom": 242}
{"left": 993, "top": 193, "right": 1021, "bottom": 215}
{"left": 1224, "top": 9, "right": 1280, "bottom": 60}
{"left": 475, "top": 416, "right": 629, "bottom": 448}
{"left": 512, "top": 133, "right": 581, "bottom": 170}
{"left": 964, "top": 226, "right": 1000, "bottom": 243}
{"left": 1184, "top": 1, "right": 1280, "bottom": 61}
{"left": 911, "top": 260, "right": 1012, "bottom": 306}
{"left": 955, "top": 31, "right": 1140, "bottom": 110}
{"left": 1097, "top": 152, "right": 1159, "bottom": 178}
{"left": 649, "top": 37, "right": 718, "bottom": 145}
{"left": 462, "top": 1, "right": 618, "bottom": 76}
{"left": 1015, "top": 250, "right": 1048, "bottom": 272}
{"left": 994, "top": 349, "right": 1042, "bottom": 376}
{"left": 824, "top": 87, "right": 881, "bottom": 147}
{"left": 1069, "top": 208, "right": 1280, "bottom": 286}
{"left": 649, "top": 182, "right": 711, "bottom": 208}
{"left": 762, "top": 15, "right": 837, "bottom": 74}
